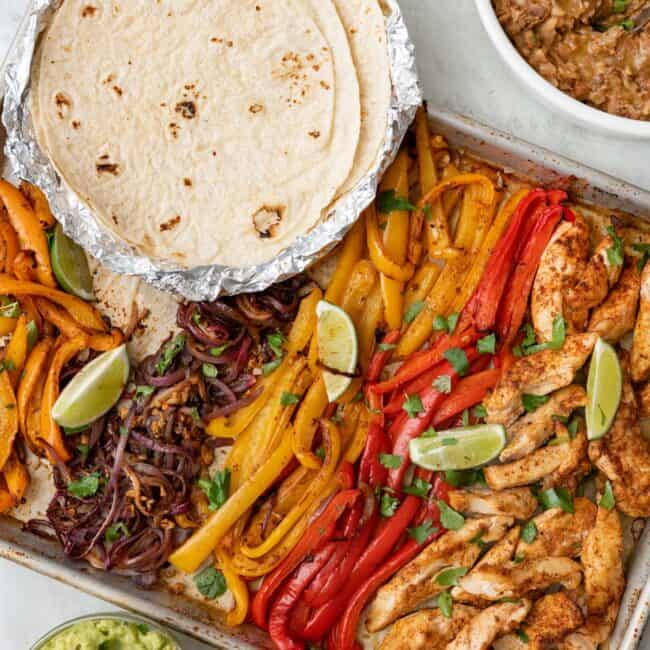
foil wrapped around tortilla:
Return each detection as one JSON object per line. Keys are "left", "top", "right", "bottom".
{"left": 1, "top": 0, "right": 421, "bottom": 301}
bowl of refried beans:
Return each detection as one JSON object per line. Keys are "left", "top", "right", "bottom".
{"left": 475, "top": 0, "right": 650, "bottom": 137}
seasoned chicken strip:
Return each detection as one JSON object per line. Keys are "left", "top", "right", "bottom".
{"left": 531, "top": 216, "right": 620, "bottom": 341}
{"left": 638, "top": 380, "right": 650, "bottom": 418}
{"left": 589, "top": 367, "right": 650, "bottom": 517}
{"left": 558, "top": 602, "right": 620, "bottom": 650}
{"left": 378, "top": 605, "right": 478, "bottom": 650}
{"left": 485, "top": 333, "right": 597, "bottom": 426}
{"left": 581, "top": 504, "right": 624, "bottom": 616}
{"left": 588, "top": 261, "right": 640, "bottom": 343}
{"left": 515, "top": 498, "right": 596, "bottom": 559}
{"left": 366, "top": 516, "right": 513, "bottom": 632}
{"left": 456, "top": 556, "right": 582, "bottom": 601}
{"left": 445, "top": 599, "right": 531, "bottom": 650}
{"left": 448, "top": 488, "right": 537, "bottom": 520}
{"left": 500, "top": 385, "right": 587, "bottom": 462}
{"left": 494, "top": 592, "right": 583, "bottom": 650}
{"left": 631, "top": 261, "right": 650, "bottom": 383}
{"left": 541, "top": 429, "right": 588, "bottom": 490}
{"left": 452, "top": 527, "right": 519, "bottom": 605}
{"left": 485, "top": 429, "right": 586, "bottom": 491}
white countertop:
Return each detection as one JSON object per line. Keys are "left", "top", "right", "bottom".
{"left": 0, "top": 1, "right": 648, "bottom": 648}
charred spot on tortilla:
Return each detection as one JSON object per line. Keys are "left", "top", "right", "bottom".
{"left": 183, "top": 178, "right": 193, "bottom": 187}
{"left": 175, "top": 101, "right": 196, "bottom": 119}
{"left": 308, "top": 130, "right": 321, "bottom": 139}
{"left": 113, "top": 86, "right": 123, "bottom": 97}
{"left": 96, "top": 162, "right": 120, "bottom": 176}
{"left": 81, "top": 5, "right": 100, "bottom": 18}
{"left": 72, "top": 120, "right": 81, "bottom": 130}
{"left": 169, "top": 123, "right": 180, "bottom": 139}
{"left": 249, "top": 104, "right": 264, "bottom": 114}
{"left": 54, "top": 92, "right": 72, "bottom": 119}
{"left": 253, "top": 206, "right": 284, "bottom": 239}
{"left": 160, "top": 215, "right": 182, "bottom": 232}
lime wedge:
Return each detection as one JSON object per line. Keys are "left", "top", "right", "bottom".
{"left": 586, "top": 338, "right": 622, "bottom": 440}
{"left": 52, "top": 344, "right": 130, "bottom": 428}
{"left": 51, "top": 223, "right": 95, "bottom": 301}
{"left": 316, "top": 300, "right": 358, "bottom": 402}
{"left": 409, "top": 424, "right": 506, "bottom": 471}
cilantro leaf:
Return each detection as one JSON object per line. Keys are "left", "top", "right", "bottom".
{"left": 403, "top": 477, "right": 432, "bottom": 497}
{"left": 202, "top": 363, "right": 219, "bottom": 378}
{"left": 377, "top": 189, "right": 416, "bottom": 213}
{"left": 437, "top": 590, "right": 453, "bottom": 618}
{"left": 156, "top": 334, "right": 187, "bottom": 375}
{"left": 378, "top": 342, "right": 397, "bottom": 352}
{"left": 433, "top": 312, "right": 460, "bottom": 334}
{"left": 379, "top": 453, "right": 403, "bottom": 469}
{"left": 404, "top": 301, "right": 425, "bottom": 324}
{"left": 67, "top": 472, "right": 102, "bottom": 498}
{"left": 407, "top": 520, "right": 437, "bottom": 544}
{"left": 435, "top": 567, "right": 468, "bottom": 586}
{"left": 522, "top": 393, "right": 550, "bottom": 413}
{"left": 444, "top": 348, "right": 469, "bottom": 376}
{"left": 194, "top": 566, "right": 227, "bottom": 599}
{"left": 280, "top": 391, "right": 301, "bottom": 406}
{"left": 76, "top": 444, "right": 90, "bottom": 462}
{"left": 477, "top": 333, "right": 496, "bottom": 355}
{"left": 421, "top": 426, "right": 437, "bottom": 438}
{"left": 516, "top": 629, "right": 530, "bottom": 644}
{"left": 424, "top": 204, "right": 433, "bottom": 222}
{"left": 267, "top": 331, "right": 286, "bottom": 358}
{"left": 263, "top": 358, "right": 283, "bottom": 376}
{"left": 437, "top": 500, "right": 465, "bottom": 530}
{"left": 210, "top": 343, "right": 230, "bottom": 357}
{"left": 473, "top": 404, "right": 487, "bottom": 419}
{"left": 105, "top": 522, "right": 130, "bottom": 544}
{"left": 136, "top": 385, "right": 155, "bottom": 398}
{"left": 606, "top": 226, "right": 624, "bottom": 266}
{"left": 633, "top": 243, "right": 650, "bottom": 271}
{"left": 26, "top": 320, "right": 38, "bottom": 351}
{"left": 537, "top": 487, "right": 574, "bottom": 513}
{"left": 198, "top": 469, "right": 231, "bottom": 511}
{"left": 444, "top": 468, "right": 485, "bottom": 488}
{"left": 0, "top": 301, "right": 20, "bottom": 319}
{"left": 521, "top": 521, "right": 538, "bottom": 544}
{"left": 599, "top": 480, "right": 616, "bottom": 510}
{"left": 403, "top": 394, "right": 424, "bottom": 418}
{"left": 380, "top": 491, "right": 400, "bottom": 518}
{"left": 433, "top": 374, "right": 452, "bottom": 394}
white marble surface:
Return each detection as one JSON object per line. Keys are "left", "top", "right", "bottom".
{"left": 0, "top": 1, "right": 647, "bottom": 648}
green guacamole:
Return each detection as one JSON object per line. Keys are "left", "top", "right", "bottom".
{"left": 40, "top": 618, "right": 177, "bottom": 650}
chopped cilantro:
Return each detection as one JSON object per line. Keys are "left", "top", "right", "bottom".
{"left": 433, "top": 374, "right": 452, "bottom": 394}
{"left": 599, "top": 480, "right": 616, "bottom": 510}
{"left": 537, "top": 487, "right": 574, "bottom": 513}
{"left": 136, "top": 385, "right": 155, "bottom": 397}
{"left": 403, "top": 477, "right": 432, "bottom": 498}
{"left": 473, "top": 404, "right": 487, "bottom": 419}
{"left": 263, "top": 357, "right": 283, "bottom": 376}
{"left": 435, "top": 567, "right": 468, "bottom": 586}
{"left": 521, "top": 521, "right": 538, "bottom": 544}
{"left": 267, "top": 330, "right": 286, "bottom": 358}
{"left": 444, "top": 348, "right": 469, "bottom": 376}
{"left": 633, "top": 243, "right": 650, "bottom": 271}
{"left": 194, "top": 566, "right": 227, "bottom": 599}
{"left": 522, "top": 393, "right": 550, "bottom": 413}
{"left": 379, "top": 453, "right": 403, "bottom": 469}
{"left": 408, "top": 520, "right": 438, "bottom": 544}
{"left": 437, "top": 500, "right": 465, "bottom": 530}
{"left": 202, "top": 363, "right": 219, "bottom": 378}
{"left": 424, "top": 204, "right": 433, "bottom": 222}
{"left": 606, "top": 226, "right": 624, "bottom": 266}
{"left": 437, "top": 590, "right": 453, "bottom": 618}
{"left": 477, "top": 333, "right": 496, "bottom": 355}
{"left": 67, "top": 472, "right": 102, "bottom": 498}
{"left": 380, "top": 491, "right": 400, "bottom": 518}
{"left": 156, "top": 334, "right": 186, "bottom": 375}
{"left": 280, "top": 391, "right": 301, "bottom": 406}
{"left": 404, "top": 300, "right": 425, "bottom": 324}
{"left": 105, "top": 522, "right": 130, "bottom": 544}
{"left": 198, "top": 469, "right": 231, "bottom": 511}
{"left": 378, "top": 342, "right": 397, "bottom": 352}
{"left": 433, "top": 312, "right": 460, "bottom": 334}
{"left": 377, "top": 189, "right": 416, "bottom": 213}
{"left": 403, "top": 394, "right": 424, "bottom": 418}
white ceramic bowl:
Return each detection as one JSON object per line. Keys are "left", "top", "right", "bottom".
{"left": 474, "top": 0, "right": 650, "bottom": 138}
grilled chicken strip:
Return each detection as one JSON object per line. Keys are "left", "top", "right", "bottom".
{"left": 366, "top": 517, "right": 513, "bottom": 633}
{"left": 485, "top": 430, "right": 587, "bottom": 491}
{"left": 588, "top": 260, "right": 640, "bottom": 342}
{"left": 582, "top": 504, "right": 625, "bottom": 616}
{"left": 456, "top": 556, "right": 582, "bottom": 601}
{"left": 485, "top": 333, "right": 597, "bottom": 426}
{"left": 452, "top": 527, "right": 519, "bottom": 605}
{"left": 448, "top": 488, "right": 537, "bottom": 520}
{"left": 378, "top": 605, "right": 478, "bottom": 650}
{"left": 500, "top": 385, "right": 586, "bottom": 462}
{"left": 631, "top": 261, "right": 650, "bottom": 382}
{"left": 557, "top": 602, "right": 620, "bottom": 650}
{"left": 638, "top": 380, "right": 650, "bottom": 418}
{"left": 531, "top": 216, "right": 620, "bottom": 341}
{"left": 515, "top": 498, "right": 597, "bottom": 559}
{"left": 445, "top": 599, "right": 531, "bottom": 650}
{"left": 589, "top": 368, "right": 650, "bottom": 517}
{"left": 494, "top": 592, "right": 583, "bottom": 650}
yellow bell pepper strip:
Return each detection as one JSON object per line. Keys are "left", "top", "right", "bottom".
{"left": 18, "top": 337, "right": 54, "bottom": 447}
{"left": 0, "top": 220, "right": 19, "bottom": 274}
{"left": 41, "top": 336, "right": 89, "bottom": 463}
{"left": 215, "top": 549, "right": 249, "bottom": 627}
{"left": 357, "top": 282, "right": 383, "bottom": 373}
{"left": 404, "top": 261, "right": 442, "bottom": 316}
{"left": 287, "top": 287, "right": 322, "bottom": 355}
{"left": 451, "top": 188, "right": 528, "bottom": 314}
{"left": 0, "top": 276, "right": 107, "bottom": 332}
{"left": 324, "top": 218, "right": 366, "bottom": 306}
{"left": 3, "top": 453, "right": 29, "bottom": 503}
{"left": 341, "top": 260, "right": 378, "bottom": 328}
{"left": 365, "top": 205, "right": 414, "bottom": 283}
{"left": 170, "top": 428, "right": 295, "bottom": 574}
{"left": 3, "top": 314, "right": 28, "bottom": 388}
{"left": 292, "top": 377, "right": 328, "bottom": 470}
{"left": 34, "top": 297, "right": 87, "bottom": 339}
{"left": 454, "top": 180, "right": 496, "bottom": 253}
{"left": 19, "top": 181, "right": 56, "bottom": 229}
{"left": 240, "top": 419, "right": 341, "bottom": 559}
{"left": 0, "top": 317, "right": 17, "bottom": 336}
{"left": 0, "top": 370, "right": 18, "bottom": 473}
{"left": 0, "top": 180, "right": 56, "bottom": 288}
{"left": 344, "top": 409, "right": 370, "bottom": 464}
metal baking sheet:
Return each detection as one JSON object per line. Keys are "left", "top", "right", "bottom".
{"left": 0, "top": 21, "right": 648, "bottom": 645}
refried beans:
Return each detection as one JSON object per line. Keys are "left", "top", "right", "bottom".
{"left": 493, "top": 0, "right": 650, "bottom": 120}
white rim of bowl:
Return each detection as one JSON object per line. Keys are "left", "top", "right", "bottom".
{"left": 474, "top": 0, "right": 650, "bottom": 137}
{"left": 29, "top": 612, "right": 182, "bottom": 649}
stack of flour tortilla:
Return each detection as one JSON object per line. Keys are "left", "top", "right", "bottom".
{"left": 30, "top": 0, "right": 392, "bottom": 268}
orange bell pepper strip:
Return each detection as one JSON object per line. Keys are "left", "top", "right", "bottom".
{"left": 89, "top": 328, "right": 124, "bottom": 351}
{"left": 366, "top": 204, "right": 414, "bottom": 283}
{"left": 0, "top": 180, "right": 56, "bottom": 288}
{"left": 169, "top": 428, "right": 295, "bottom": 574}
{"left": 10, "top": 251, "right": 44, "bottom": 333}
{"left": 3, "top": 314, "right": 29, "bottom": 388}
{"left": 33, "top": 297, "right": 87, "bottom": 338}
{"left": 3, "top": 453, "right": 29, "bottom": 503}
{"left": 0, "top": 276, "right": 107, "bottom": 332}
{"left": 17, "top": 337, "right": 53, "bottom": 446}
{"left": 19, "top": 181, "right": 56, "bottom": 229}
{"left": 0, "top": 370, "right": 18, "bottom": 472}
{"left": 324, "top": 218, "right": 365, "bottom": 306}
{"left": 0, "top": 317, "right": 17, "bottom": 336}
{"left": 41, "top": 335, "right": 90, "bottom": 463}
{"left": 0, "top": 220, "right": 19, "bottom": 274}
{"left": 0, "top": 486, "right": 14, "bottom": 513}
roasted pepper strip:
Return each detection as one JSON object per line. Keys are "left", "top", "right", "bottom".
{"left": 170, "top": 429, "right": 295, "bottom": 574}
{"left": 11, "top": 251, "right": 44, "bottom": 333}
{"left": 0, "top": 220, "right": 19, "bottom": 274}
{"left": 34, "top": 297, "right": 87, "bottom": 339}
{"left": 0, "top": 180, "right": 56, "bottom": 288}
{"left": 3, "top": 314, "right": 28, "bottom": 388}
{"left": 287, "top": 287, "right": 322, "bottom": 355}
{"left": 88, "top": 329, "right": 124, "bottom": 352}
{"left": 324, "top": 219, "right": 365, "bottom": 306}
{"left": 250, "top": 488, "right": 360, "bottom": 629}
{"left": 41, "top": 336, "right": 89, "bottom": 463}
{"left": 19, "top": 181, "right": 56, "bottom": 228}
{"left": 3, "top": 453, "right": 29, "bottom": 503}
{"left": 292, "top": 377, "right": 328, "bottom": 470}
{"left": 366, "top": 330, "right": 401, "bottom": 384}
{"left": 0, "top": 276, "right": 107, "bottom": 332}
{"left": 366, "top": 204, "right": 414, "bottom": 284}
{"left": 240, "top": 419, "right": 341, "bottom": 559}
{"left": 0, "top": 370, "right": 18, "bottom": 472}
{"left": 215, "top": 549, "right": 249, "bottom": 627}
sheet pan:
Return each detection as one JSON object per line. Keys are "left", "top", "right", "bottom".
{"left": 0, "top": 12, "right": 648, "bottom": 646}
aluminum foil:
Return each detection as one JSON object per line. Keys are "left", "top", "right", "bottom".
{"left": 1, "top": 0, "right": 421, "bottom": 300}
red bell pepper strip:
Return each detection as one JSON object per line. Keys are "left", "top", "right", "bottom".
{"left": 547, "top": 189, "right": 568, "bottom": 206}
{"left": 497, "top": 204, "right": 564, "bottom": 345}
{"left": 366, "top": 330, "right": 401, "bottom": 383}
{"left": 463, "top": 188, "right": 547, "bottom": 332}
{"left": 300, "top": 495, "right": 420, "bottom": 641}
{"left": 382, "top": 364, "right": 445, "bottom": 415}
{"left": 269, "top": 543, "right": 337, "bottom": 650}
{"left": 359, "top": 419, "right": 388, "bottom": 486}
{"left": 432, "top": 368, "right": 501, "bottom": 427}
{"left": 370, "top": 326, "right": 480, "bottom": 395}
{"left": 302, "top": 539, "right": 352, "bottom": 607}
{"left": 251, "top": 489, "right": 360, "bottom": 629}
{"left": 289, "top": 597, "right": 311, "bottom": 640}
{"left": 338, "top": 461, "right": 356, "bottom": 490}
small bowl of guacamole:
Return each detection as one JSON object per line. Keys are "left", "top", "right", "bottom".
{"left": 31, "top": 613, "right": 181, "bottom": 650}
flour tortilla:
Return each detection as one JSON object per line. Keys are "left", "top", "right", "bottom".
{"left": 32, "top": 0, "right": 361, "bottom": 268}
{"left": 332, "top": 0, "right": 392, "bottom": 197}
